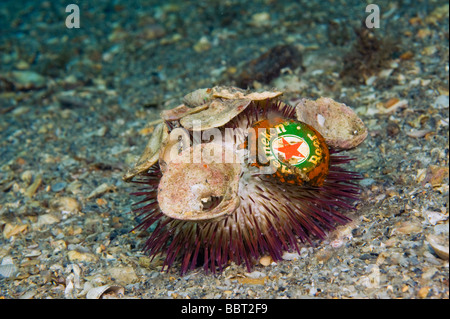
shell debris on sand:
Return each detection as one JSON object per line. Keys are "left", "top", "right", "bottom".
{"left": 1, "top": 0, "right": 448, "bottom": 299}
{"left": 426, "top": 234, "right": 449, "bottom": 260}
{"left": 3, "top": 223, "right": 28, "bottom": 239}
{"left": 0, "top": 257, "right": 18, "bottom": 279}
{"left": 86, "top": 183, "right": 115, "bottom": 199}
{"left": 86, "top": 285, "right": 125, "bottom": 299}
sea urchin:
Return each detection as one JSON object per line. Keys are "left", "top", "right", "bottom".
{"left": 125, "top": 87, "right": 366, "bottom": 274}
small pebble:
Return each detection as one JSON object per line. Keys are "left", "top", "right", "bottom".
{"left": 237, "top": 277, "right": 267, "bottom": 285}
{"left": 426, "top": 234, "right": 449, "bottom": 260}
{"left": 3, "top": 223, "right": 28, "bottom": 239}
{"left": 0, "top": 263, "right": 18, "bottom": 279}
{"left": 394, "top": 222, "right": 422, "bottom": 234}
{"left": 282, "top": 252, "right": 300, "bottom": 261}
{"left": 50, "top": 197, "right": 81, "bottom": 214}
{"left": 406, "top": 129, "right": 432, "bottom": 138}
{"left": 193, "top": 36, "right": 211, "bottom": 53}
{"left": 96, "top": 198, "right": 108, "bottom": 206}
{"left": 360, "top": 178, "right": 376, "bottom": 187}
{"left": 245, "top": 271, "right": 266, "bottom": 279}
{"left": 259, "top": 255, "right": 273, "bottom": 266}
{"left": 8, "top": 70, "right": 46, "bottom": 90}
{"left": 37, "top": 214, "right": 61, "bottom": 227}
{"left": 250, "top": 12, "right": 271, "bottom": 27}
{"left": 108, "top": 267, "right": 138, "bottom": 285}
{"left": 421, "top": 267, "right": 438, "bottom": 280}
{"left": 418, "top": 286, "right": 430, "bottom": 298}
{"left": 423, "top": 211, "right": 448, "bottom": 226}
{"left": 432, "top": 95, "right": 449, "bottom": 109}
{"left": 20, "top": 170, "right": 33, "bottom": 184}
{"left": 87, "top": 183, "right": 113, "bottom": 199}
{"left": 51, "top": 182, "right": 67, "bottom": 192}
{"left": 25, "top": 174, "right": 42, "bottom": 197}
{"left": 433, "top": 223, "right": 449, "bottom": 235}
{"left": 68, "top": 250, "right": 98, "bottom": 263}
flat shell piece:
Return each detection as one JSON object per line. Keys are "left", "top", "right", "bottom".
{"left": 180, "top": 98, "right": 252, "bottom": 130}
{"left": 212, "top": 86, "right": 283, "bottom": 101}
{"left": 86, "top": 285, "right": 125, "bottom": 299}
{"left": 157, "top": 143, "right": 241, "bottom": 221}
{"left": 182, "top": 88, "right": 213, "bottom": 107}
{"left": 160, "top": 103, "right": 209, "bottom": 121}
{"left": 296, "top": 97, "right": 367, "bottom": 149}
{"left": 123, "top": 123, "right": 168, "bottom": 181}
{"left": 426, "top": 234, "right": 449, "bottom": 260}
{"left": 0, "top": 264, "right": 17, "bottom": 279}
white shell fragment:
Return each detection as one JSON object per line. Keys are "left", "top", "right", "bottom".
{"left": 426, "top": 234, "right": 449, "bottom": 261}
{"left": 123, "top": 122, "right": 169, "bottom": 181}
{"left": 86, "top": 285, "right": 125, "bottom": 299}
{"left": 0, "top": 264, "right": 18, "bottom": 279}
{"left": 281, "top": 252, "right": 301, "bottom": 261}
{"left": 296, "top": 97, "right": 368, "bottom": 149}
{"left": 0, "top": 257, "right": 17, "bottom": 279}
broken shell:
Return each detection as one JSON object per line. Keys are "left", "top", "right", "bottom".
{"left": 157, "top": 143, "right": 241, "bottom": 221}
{"left": 64, "top": 280, "right": 75, "bottom": 298}
{"left": 86, "top": 285, "right": 125, "bottom": 299}
{"left": 426, "top": 234, "right": 449, "bottom": 260}
{"left": 126, "top": 86, "right": 285, "bottom": 180}
{"left": 211, "top": 86, "right": 283, "bottom": 101}
{"left": 295, "top": 97, "right": 368, "bottom": 149}
{"left": 160, "top": 103, "right": 209, "bottom": 121}
{"left": 180, "top": 98, "right": 252, "bottom": 131}
{"left": 0, "top": 264, "right": 17, "bottom": 279}
{"left": 37, "top": 214, "right": 60, "bottom": 228}
{"left": 1, "top": 70, "right": 47, "bottom": 90}
{"left": 86, "top": 183, "right": 115, "bottom": 199}
{"left": 49, "top": 196, "right": 81, "bottom": 214}
{"left": 182, "top": 88, "right": 213, "bottom": 107}
{"left": 123, "top": 122, "right": 169, "bottom": 181}
{"left": 66, "top": 263, "right": 82, "bottom": 289}
{"left": 179, "top": 86, "right": 283, "bottom": 130}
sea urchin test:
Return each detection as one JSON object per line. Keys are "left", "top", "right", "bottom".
{"left": 123, "top": 86, "right": 367, "bottom": 274}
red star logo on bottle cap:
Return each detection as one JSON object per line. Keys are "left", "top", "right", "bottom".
{"left": 275, "top": 137, "right": 305, "bottom": 160}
